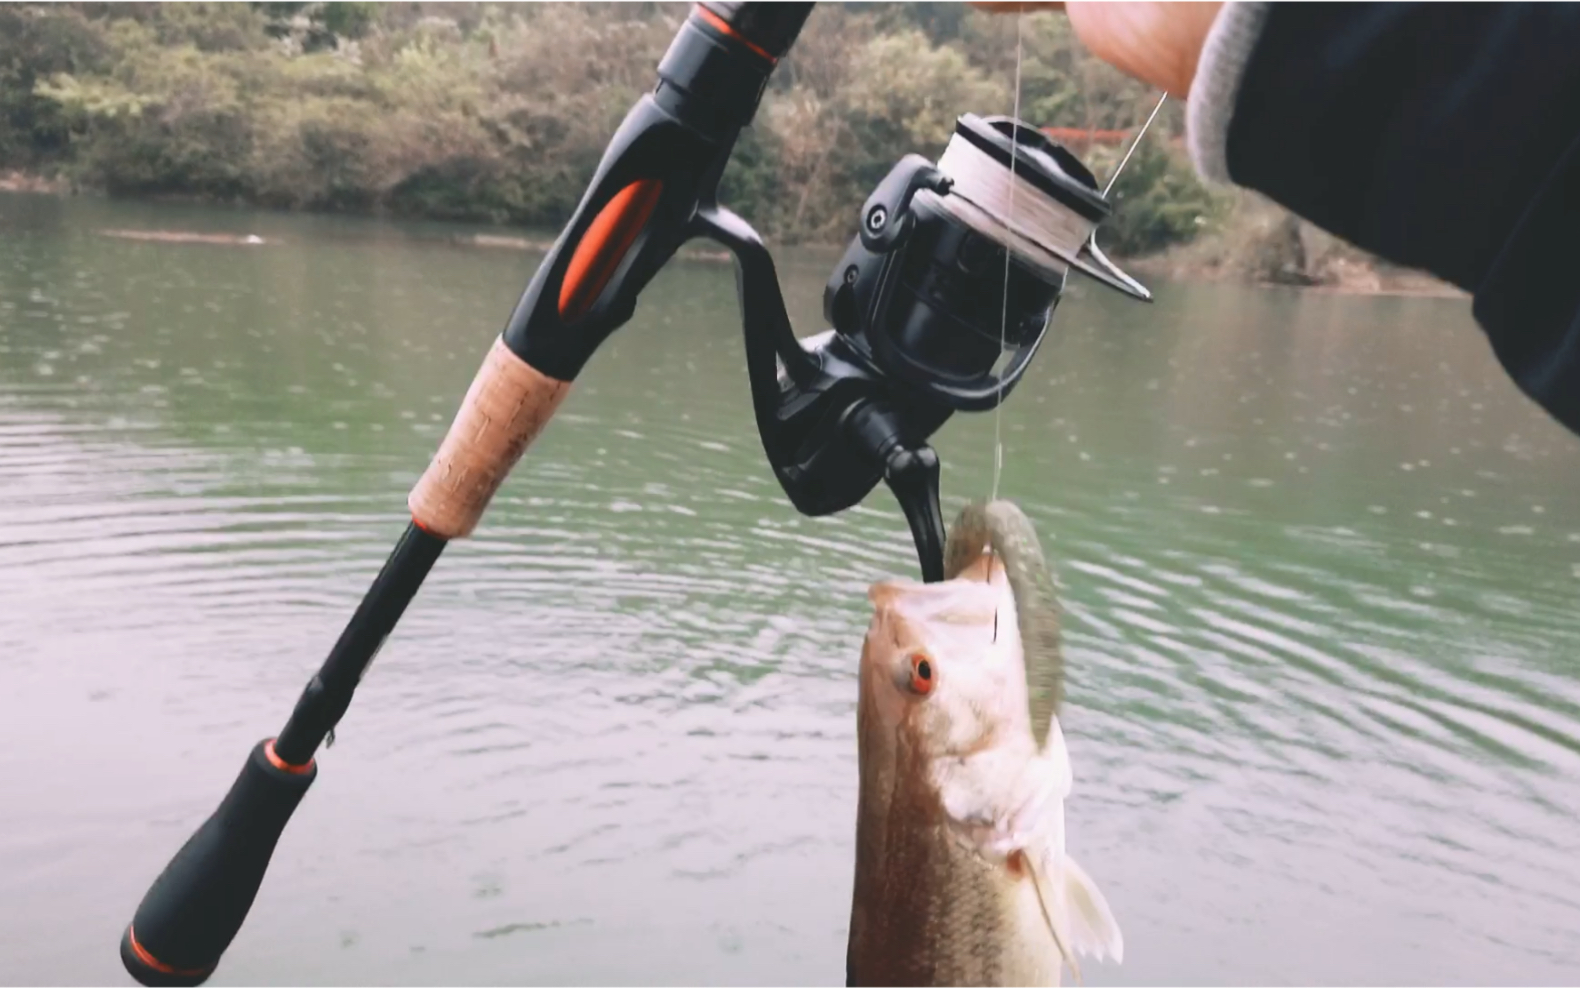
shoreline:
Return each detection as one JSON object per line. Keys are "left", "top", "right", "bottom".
{"left": 0, "top": 170, "right": 69, "bottom": 195}
{"left": 89, "top": 226, "right": 736, "bottom": 263}
{"left": 5, "top": 179, "right": 1461, "bottom": 298}
{"left": 1124, "top": 254, "right": 1467, "bottom": 300}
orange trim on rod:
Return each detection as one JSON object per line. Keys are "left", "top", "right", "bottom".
{"left": 264, "top": 739, "right": 314, "bottom": 775}
{"left": 126, "top": 927, "right": 213, "bottom": 978}
{"left": 558, "top": 179, "right": 665, "bottom": 323}
{"left": 695, "top": 5, "right": 776, "bottom": 63}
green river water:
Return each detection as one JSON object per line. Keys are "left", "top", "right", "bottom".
{"left": 2, "top": 191, "right": 1579, "bottom": 985}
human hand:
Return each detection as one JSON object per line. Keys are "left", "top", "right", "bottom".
{"left": 969, "top": 2, "right": 1224, "bottom": 99}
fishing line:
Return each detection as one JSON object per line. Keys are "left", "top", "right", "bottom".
{"left": 983, "top": 9, "right": 1025, "bottom": 639}
{"left": 960, "top": 21, "right": 1163, "bottom": 631}
{"left": 969, "top": 86, "right": 1167, "bottom": 504}
{"left": 989, "top": 9, "right": 1025, "bottom": 505}
{"left": 1104, "top": 91, "right": 1169, "bottom": 197}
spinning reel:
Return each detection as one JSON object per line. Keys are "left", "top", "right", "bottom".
{"left": 702, "top": 113, "right": 1152, "bottom": 581}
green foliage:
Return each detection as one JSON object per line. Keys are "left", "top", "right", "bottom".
{"left": 254, "top": 2, "right": 375, "bottom": 52}
{"left": 4, "top": 1, "right": 1221, "bottom": 254}
{"left": 0, "top": 5, "right": 110, "bottom": 167}
{"left": 1086, "top": 139, "right": 1229, "bottom": 256}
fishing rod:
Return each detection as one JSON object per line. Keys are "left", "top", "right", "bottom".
{"left": 117, "top": 4, "right": 1150, "bottom": 984}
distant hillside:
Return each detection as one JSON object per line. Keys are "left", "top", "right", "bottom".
{"left": 2, "top": 2, "right": 1443, "bottom": 292}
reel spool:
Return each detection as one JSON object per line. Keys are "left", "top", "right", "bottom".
{"left": 708, "top": 112, "right": 1150, "bottom": 581}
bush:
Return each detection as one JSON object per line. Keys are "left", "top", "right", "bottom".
{"left": 1084, "top": 138, "right": 1229, "bottom": 257}
{"left": 11, "top": 1, "right": 1223, "bottom": 256}
{"left": 0, "top": 5, "right": 110, "bottom": 168}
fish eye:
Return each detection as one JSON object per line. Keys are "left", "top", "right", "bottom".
{"left": 908, "top": 652, "right": 936, "bottom": 695}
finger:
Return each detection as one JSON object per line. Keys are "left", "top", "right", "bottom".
{"left": 1064, "top": 1, "right": 1222, "bottom": 98}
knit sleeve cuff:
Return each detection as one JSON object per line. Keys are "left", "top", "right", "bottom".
{"left": 1186, "top": 1, "right": 1272, "bottom": 185}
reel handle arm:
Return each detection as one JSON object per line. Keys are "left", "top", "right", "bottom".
{"left": 695, "top": 203, "right": 954, "bottom": 582}
{"left": 694, "top": 200, "right": 877, "bottom": 509}
{"left": 885, "top": 445, "right": 946, "bottom": 584}
{"left": 845, "top": 401, "right": 947, "bottom": 583}
{"left": 692, "top": 203, "right": 816, "bottom": 389}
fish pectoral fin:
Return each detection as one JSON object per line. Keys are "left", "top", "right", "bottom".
{"left": 1061, "top": 854, "right": 1125, "bottom": 964}
{"left": 1027, "top": 859, "right": 1083, "bottom": 984}
{"left": 1028, "top": 850, "right": 1125, "bottom": 981}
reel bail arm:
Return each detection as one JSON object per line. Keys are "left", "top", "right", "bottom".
{"left": 844, "top": 401, "right": 947, "bottom": 583}
{"left": 694, "top": 202, "right": 953, "bottom": 582}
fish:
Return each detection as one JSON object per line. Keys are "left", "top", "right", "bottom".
{"left": 846, "top": 499, "right": 1122, "bottom": 987}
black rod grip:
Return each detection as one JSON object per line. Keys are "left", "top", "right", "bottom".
{"left": 121, "top": 739, "right": 316, "bottom": 987}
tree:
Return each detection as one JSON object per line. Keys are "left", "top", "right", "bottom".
{"left": 252, "top": 2, "right": 375, "bottom": 52}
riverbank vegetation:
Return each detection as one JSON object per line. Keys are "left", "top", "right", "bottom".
{"left": 1, "top": 2, "right": 1423, "bottom": 289}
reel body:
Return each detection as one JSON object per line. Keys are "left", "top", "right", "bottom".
{"left": 826, "top": 163, "right": 1064, "bottom": 412}
{"left": 701, "top": 113, "right": 1151, "bottom": 581}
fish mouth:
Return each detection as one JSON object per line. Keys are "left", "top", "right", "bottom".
{"left": 868, "top": 547, "right": 1007, "bottom": 609}
{"left": 868, "top": 562, "right": 1015, "bottom": 665}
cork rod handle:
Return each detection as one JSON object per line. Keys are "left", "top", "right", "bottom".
{"left": 408, "top": 337, "right": 572, "bottom": 540}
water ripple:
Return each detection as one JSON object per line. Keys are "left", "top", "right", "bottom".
{"left": 5, "top": 200, "right": 1580, "bottom": 984}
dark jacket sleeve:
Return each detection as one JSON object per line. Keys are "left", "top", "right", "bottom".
{"left": 1224, "top": 2, "right": 1580, "bottom": 437}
